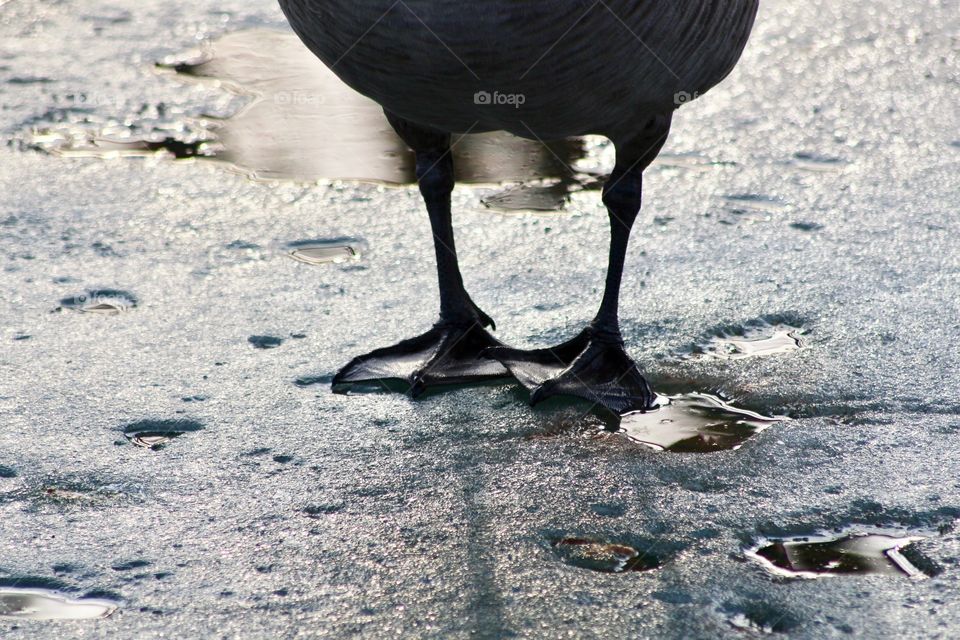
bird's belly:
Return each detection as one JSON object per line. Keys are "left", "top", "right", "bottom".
{"left": 279, "top": 0, "right": 758, "bottom": 139}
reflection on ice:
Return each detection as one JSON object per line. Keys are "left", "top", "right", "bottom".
{"left": 617, "top": 393, "right": 781, "bottom": 452}
{"left": 0, "top": 588, "right": 118, "bottom": 620}
{"left": 22, "top": 30, "right": 745, "bottom": 214}
{"left": 41, "top": 136, "right": 216, "bottom": 160}
{"left": 153, "top": 30, "right": 593, "bottom": 211}
{"left": 747, "top": 531, "right": 931, "bottom": 579}
{"left": 691, "top": 322, "right": 806, "bottom": 361}
{"left": 289, "top": 243, "right": 359, "bottom": 266}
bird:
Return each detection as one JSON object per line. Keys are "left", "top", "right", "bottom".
{"left": 278, "top": 0, "right": 759, "bottom": 413}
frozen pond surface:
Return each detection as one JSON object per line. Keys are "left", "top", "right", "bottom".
{"left": 1, "top": 0, "right": 960, "bottom": 637}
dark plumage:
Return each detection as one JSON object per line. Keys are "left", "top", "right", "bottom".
{"left": 280, "top": 1, "right": 757, "bottom": 139}
{"left": 279, "top": 0, "right": 759, "bottom": 412}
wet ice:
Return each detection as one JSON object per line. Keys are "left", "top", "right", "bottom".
{"left": 1, "top": 0, "right": 959, "bottom": 638}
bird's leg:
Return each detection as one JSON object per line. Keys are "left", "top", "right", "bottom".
{"left": 489, "top": 114, "right": 672, "bottom": 414}
{"left": 333, "top": 116, "right": 508, "bottom": 395}
{"left": 418, "top": 149, "right": 495, "bottom": 330}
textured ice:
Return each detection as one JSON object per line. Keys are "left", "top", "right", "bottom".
{"left": 1, "top": 0, "right": 960, "bottom": 638}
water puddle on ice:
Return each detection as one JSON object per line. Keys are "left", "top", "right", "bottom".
{"left": 0, "top": 589, "right": 118, "bottom": 620}
{"left": 293, "top": 374, "right": 333, "bottom": 388}
{"left": 788, "top": 152, "right": 849, "bottom": 173}
{"left": 24, "top": 30, "right": 742, "bottom": 212}
{"left": 723, "top": 194, "right": 787, "bottom": 214}
{"left": 39, "top": 136, "right": 216, "bottom": 160}
{"left": 689, "top": 323, "right": 806, "bottom": 361}
{"left": 287, "top": 239, "right": 361, "bottom": 266}
{"left": 747, "top": 531, "right": 931, "bottom": 579}
{"left": 725, "top": 612, "right": 779, "bottom": 635}
{"left": 552, "top": 538, "right": 663, "bottom": 573}
{"left": 655, "top": 152, "right": 737, "bottom": 172}
{"left": 123, "top": 419, "right": 204, "bottom": 449}
{"left": 480, "top": 179, "right": 588, "bottom": 212}
{"left": 155, "top": 30, "right": 595, "bottom": 211}
{"left": 290, "top": 245, "right": 356, "bottom": 265}
{"left": 58, "top": 289, "right": 138, "bottom": 314}
{"left": 616, "top": 393, "right": 782, "bottom": 452}
{"left": 31, "top": 30, "right": 592, "bottom": 203}
{"left": 248, "top": 335, "right": 283, "bottom": 349}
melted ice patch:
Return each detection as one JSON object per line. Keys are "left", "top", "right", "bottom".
{"left": 0, "top": 589, "right": 118, "bottom": 620}
{"left": 691, "top": 323, "right": 805, "bottom": 361}
{"left": 289, "top": 244, "right": 358, "bottom": 265}
{"left": 747, "top": 531, "right": 929, "bottom": 579}
{"left": 617, "top": 393, "right": 781, "bottom": 452}
{"left": 723, "top": 193, "right": 788, "bottom": 214}
{"left": 552, "top": 538, "right": 663, "bottom": 573}
{"left": 123, "top": 419, "right": 204, "bottom": 450}
{"left": 286, "top": 238, "right": 365, "bottom": 266}
{"left": 789, "top": 152, "right": 849, "bottom": 173}
{"left": 59, "top": 289, "right": 138, "bottom": 314}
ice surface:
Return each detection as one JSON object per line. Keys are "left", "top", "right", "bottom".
{"left": 1, "top": 0, "right": 960, "bottom": 638}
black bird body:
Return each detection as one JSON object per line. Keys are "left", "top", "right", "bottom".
{"left": 279, "top": 0, "right": 758, "bottom": 140}
{"left": 279, "top": 0, "right": 760, "bottom": 412}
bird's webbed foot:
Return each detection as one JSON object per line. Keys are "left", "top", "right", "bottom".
{"left": 486, "top": 325, "right": 656, "bottom": 413}
{"left": 332, "top": 318, "right": 508, "bottom": 396}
